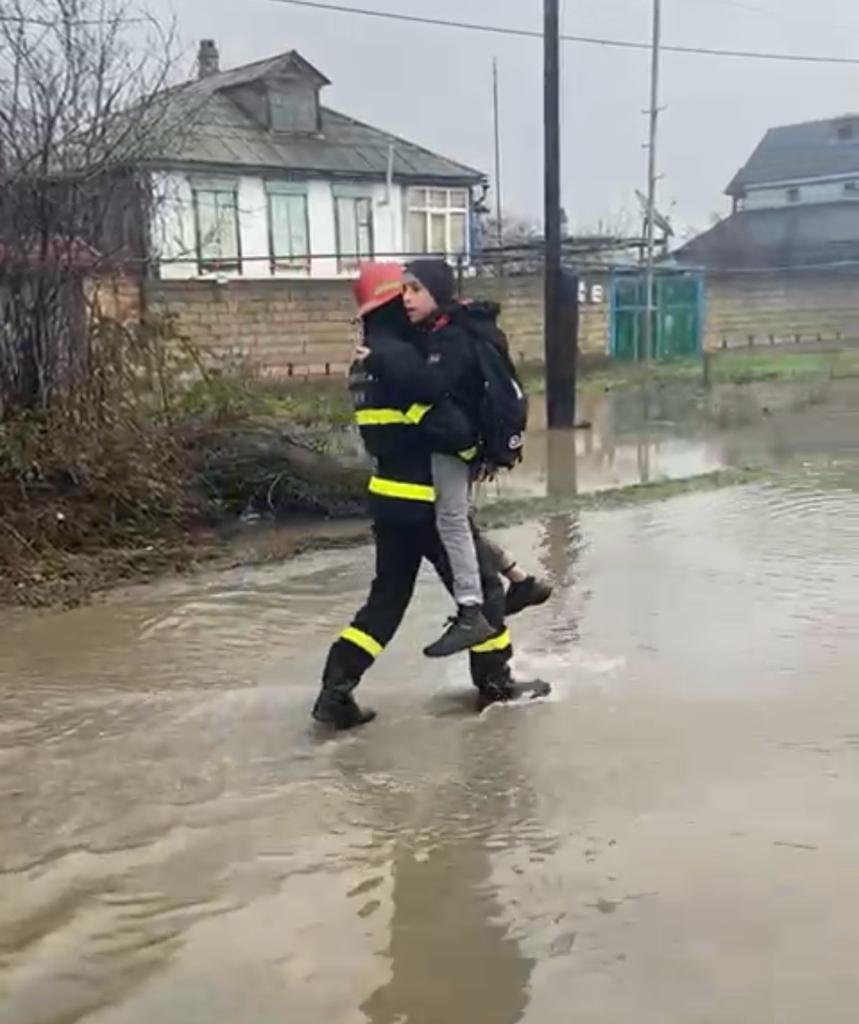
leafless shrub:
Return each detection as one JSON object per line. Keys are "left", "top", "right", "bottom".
{"left": 0, "top": 0, "right": 182, "bottom": 413}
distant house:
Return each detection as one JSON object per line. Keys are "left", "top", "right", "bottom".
{"left": 672, "top": 114, "right": 859, "bottom": 349}
{"left": 675, "top": 113, "right": 859, "bottom": 270}
{"left": 727, "top": 114, "right": 859, "bottom": 213}
{"left": 142, "top": 42, "right": 485, "bottom": 281}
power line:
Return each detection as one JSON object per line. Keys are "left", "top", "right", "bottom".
{"left": 261, "top": 0, "right": 859, "bottom": 66}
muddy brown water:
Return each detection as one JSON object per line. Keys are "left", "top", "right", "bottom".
{"left": 3, "top": 383, "right": 859, "bottom": 1023}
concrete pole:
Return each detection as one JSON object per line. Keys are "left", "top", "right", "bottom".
{"left": 544, "top": 0, "right": 576, "bottom": 427}
{"left": 493, "top": 57, "right": 504, "bottom": 275}
{"left": 643, "top": 0, "right": 662, "bottom": 363}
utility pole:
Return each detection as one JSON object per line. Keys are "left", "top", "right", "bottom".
{"left": 642, "top": 0, "right": 662, "bottom": 364}
{"left": 492, "top": 57, "right": 504, "bottom": 274}
{"left": 544, "top": 0, "right": 576, "bottom": 428}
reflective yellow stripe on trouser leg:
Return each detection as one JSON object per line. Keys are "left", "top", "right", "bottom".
{"left": 340, "top": 627, "right": 384, "bottom": 659}
{"left": 471, "top": 629, "right": 512, "bottom": 654}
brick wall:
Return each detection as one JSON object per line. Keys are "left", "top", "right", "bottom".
{"left": 100, "top": 270, "right": 859, "bottom": 370}
{"left": 704, "top": 271, "right": 859, "bottom": 350}
{"left": 142, "top": 273, "right": 609, "bottom": 378}
{"left": 144, "top": 278, "right": 358, "bottom": 377}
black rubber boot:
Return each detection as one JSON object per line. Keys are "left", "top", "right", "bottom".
{"left": 476, "top": 674, "right": 552, "bottom": 712}
{"left": 312, "top": 677, "right": 376, "bottom": 731}
{"left": 505, "top": 576, "right": 553, "bottom": 617}
{"left": 423, "top": 605, "right": 496, "bottom": 659}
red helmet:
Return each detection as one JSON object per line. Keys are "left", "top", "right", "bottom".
{"left": 352, "top": 262, "right": 404, "bottom": 317}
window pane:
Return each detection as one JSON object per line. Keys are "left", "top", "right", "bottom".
{"left": 429, "top": 189, "right": 447, "bottom": 209}
{"left": 270, "top": 193, "right": 308, "bottom": 271}
{"left": 430, "top": 213, "right": 446, "bottom": 253}
{"left": 356, "top": 198, "right": 373, "bottom": 258}
{"left": 356, "top": 198, "right": 372, "bottom": 229}
{"left": 450, "top": 212, "right": 466, "bottom": 254}
{"left": 196, "top": 194, "right": 218, "bottom": 252}
{"left": 337, "top": 196, "right": 373, "bottom": 270}
{"left": 289, "top": 196, "right": 308, "bottom": 254}
{"left": 216, "top": 194, "right": 239, "bottom": 260}
{"left": 450, "top": 189, "right": 468, "bottom": 208}
{"left": 408, "top": 187, "right": 427, "bottom": 208}
{"left": 196, "top": 189, "right": 239, "bottom": 269}
{"left": 269, "top": 195, "right": 290, "bottom": 254}
{"left": 409, "top": 211, "right": 428, "bottom": 253}
{"left": 337, "top": 197, "right": 358, "bottom": 257}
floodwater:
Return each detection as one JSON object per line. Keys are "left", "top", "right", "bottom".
{"left": 3, "top": 382, "right": 859, "bottom": 1023}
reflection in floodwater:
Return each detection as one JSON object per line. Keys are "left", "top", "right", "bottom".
{"left": 362, "top": 843, "right": 531, "bottom": 1024}
{"left": 493, "top": 388, "right": 727, "bottom": 501}
{"left": 356, "top": 732, "right": 535, "bottom": 1024}
{"left": 539, "top": 429, "right": 583, "bottom": 646}
{"left": 498, "top": 378, "right": 859, "bottom": 502}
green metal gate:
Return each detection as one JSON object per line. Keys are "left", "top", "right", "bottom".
{"left": 611, "top": 270, "right": 704, "bottom": 361}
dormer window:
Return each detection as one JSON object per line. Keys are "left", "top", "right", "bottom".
{"left": 269, "top": 75, "right": 322, "bottom": 134}
{"left": 219, "top": 50, "right": 330, "bottom": 136}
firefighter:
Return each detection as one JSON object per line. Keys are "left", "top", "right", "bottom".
{"left": 312, "top": 263, "right": 545, "bottom": 730}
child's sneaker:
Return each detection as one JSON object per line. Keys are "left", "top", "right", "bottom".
{"left": 424, "top": 605, "right": 495, "bottom": 658}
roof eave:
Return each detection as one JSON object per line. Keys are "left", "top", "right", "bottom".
{"left": 320, "top": 106, "right": 486, "bottom": 183}
{"left": 141, "top": 158, "right": 484, "bottom": 185}
{"left": 725, "top": 172, "right": 746, "bottom": 198}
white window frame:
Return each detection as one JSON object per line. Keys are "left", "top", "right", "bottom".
{"left": 406, "top": 186, "right": 471, "bottom": 261}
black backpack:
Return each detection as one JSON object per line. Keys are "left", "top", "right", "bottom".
{"left": 456, "top": 303, "right": 529, "bottom": 472}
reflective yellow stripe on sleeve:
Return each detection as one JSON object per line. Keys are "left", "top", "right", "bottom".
{"left": 369, "top": 476, "right": 436, "bottom": 503}
{"left": 340, "top": 626, "right": 384, "bottom": 658}
{"left": 355, "top": 404, "right": 433, "bottom": 427}
{"left": 355, "top": 408, "right": 410, "bottom": 426}
{"left": 471, "top": 629, "right": 512, "bottom": 654}
{"left": 406, "top": 404, "right": 432, "bottom": 424}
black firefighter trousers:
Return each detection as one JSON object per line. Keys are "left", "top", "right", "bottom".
{"left": 322, "top": 518, "right": 513, "bottom": 694}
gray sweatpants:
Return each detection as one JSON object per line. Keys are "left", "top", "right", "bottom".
{"left": 432, "top": 453, "right": 518, "bottom": 607}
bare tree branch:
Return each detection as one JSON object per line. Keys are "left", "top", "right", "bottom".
{"left": 0, "top": 0, "right": 183, "bottom": 413}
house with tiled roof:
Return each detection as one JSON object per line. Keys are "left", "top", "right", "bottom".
{"left": 147, "top": 41, "right": 485, "bottom": 280}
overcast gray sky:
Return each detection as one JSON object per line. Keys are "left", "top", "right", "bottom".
{"left": 156, "top": 0, "right": 859, "bottom": 236}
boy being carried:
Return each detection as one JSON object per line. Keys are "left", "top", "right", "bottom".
{"left": 367, "top": 257, "right": 551, "bottom": 657}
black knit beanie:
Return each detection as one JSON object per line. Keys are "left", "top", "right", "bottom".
{"left": 404, "top": 258, "right": 456, "bottom": 308}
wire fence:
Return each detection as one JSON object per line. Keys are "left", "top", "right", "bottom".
{"left": 93, "top": 236, "right": 648, "bottom": 283}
